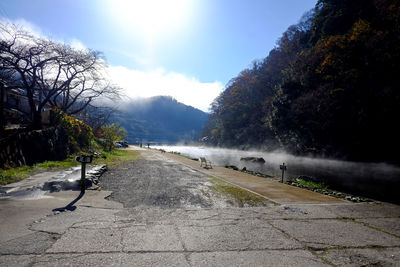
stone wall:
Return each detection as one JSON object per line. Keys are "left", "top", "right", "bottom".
{"left": 0, "top": 127, "right": 69, "bottom": 169}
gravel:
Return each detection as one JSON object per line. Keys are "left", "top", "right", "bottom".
{"left": 99, "top": 159, "right": 213, "bottom": 208}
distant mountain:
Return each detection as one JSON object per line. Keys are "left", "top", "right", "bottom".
{"left": 113, "top": 96, "right": 208, "bottom": 144}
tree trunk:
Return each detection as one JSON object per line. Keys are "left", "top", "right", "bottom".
{"left": 32, "top": 110, "right": 43, "bottom": 129}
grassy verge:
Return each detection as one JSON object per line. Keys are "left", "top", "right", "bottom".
{"left": 0, "top": 149, "right": 140, "bottom": 185}
{"left": 0, "top": 158, "right": 79, "bottom": 185}
{"left": 93, "top": 149, "right": 140, "bottom": 168}
{"left": 208, "top": 176, "right": 271, "bottom": 207}
{"left": 293, "top": 179, "right": 327, "bottom": 189}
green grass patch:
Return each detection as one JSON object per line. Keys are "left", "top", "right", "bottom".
{"left": 93, "top": 149, "right": 140, "bottom": 168}
{"left": 0, "top": 157, "right": 79, "bottom": 185}
{"left": 295, "top": 179, "right": 327, "bottom": 189}
{"left": 208, "top": 177, "right": 270, "bottom": 207}
{"left": 0, "top": 149, "right": 140, "bottom": 185}
{"left": 35, "top": 158, "right": 78, "bottom": 169}
{"left": 0, "top": 165, "right": 33, "bottom": 185}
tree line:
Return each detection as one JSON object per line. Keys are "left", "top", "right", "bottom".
{"left": 201, "top": 0, "right": 400, "bottom": 163}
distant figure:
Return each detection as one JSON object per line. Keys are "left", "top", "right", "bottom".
{"left": 147, "top": 143, "right": 150, "bottom": 148}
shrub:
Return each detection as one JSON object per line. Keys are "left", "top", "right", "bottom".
{"left": 100, "top": 123, "right": 127, "bottom": 151}
{"left": 52, "top": 109, "right": 94, "bottom": 153}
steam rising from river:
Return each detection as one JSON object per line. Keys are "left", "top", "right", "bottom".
{"left": 153, "top": 145, "right": 400, "bottom": 203}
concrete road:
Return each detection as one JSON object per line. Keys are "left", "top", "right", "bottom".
{"left": 1, "top": 147, "right": 399, "bottom": 266}
{"left": 99, "top": 152, "right": 213, "bottom": 208}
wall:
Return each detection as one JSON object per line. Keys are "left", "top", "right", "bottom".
{"left": 0, "top": 127, "right": 69, "bottom": 169}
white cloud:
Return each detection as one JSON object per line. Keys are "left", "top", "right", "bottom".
{"left": 0, "top": 17, "right": 87, "bottom": 51}
{"left": 70, "top": 38, "right": 87, "bottom": 51}
{"left": 0, "top": 17, "right": 224, "bottom": 112}
{"left": 107, "top": 66, "right": 223, "bottom": 112}
{"left": 0, "top": 17, "right": 43, "bottom": 37}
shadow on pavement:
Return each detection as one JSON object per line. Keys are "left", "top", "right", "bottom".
{"left": 52, "top": 191, "right": 84, "bottom": 212}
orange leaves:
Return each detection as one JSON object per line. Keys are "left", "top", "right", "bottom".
{"left": 53, "top": 109, "right": 93, "bottom": 150}
{"left": 314, "top": 18, "right": 372, "bottom": 76}
{"left": 349, "top": 19, "right": 371, "bottom": 41}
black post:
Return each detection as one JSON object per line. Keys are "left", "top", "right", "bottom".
{"left": 80, "top": 162, "right": 86, "bottom": 194}
{"left": 280, "top": 163, "right": 287, "bottom": 183}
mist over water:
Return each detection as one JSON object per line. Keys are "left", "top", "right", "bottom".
{"left": 154, "top": 145, "right": 400, "bottom": 203}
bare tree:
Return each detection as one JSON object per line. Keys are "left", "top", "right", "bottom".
{"left": 0, "top": 23, "right": 121, "bottom": 129}
{"left": 75, "top": 104, "right": 120, "bottom": 134}
{"left": 45, "top": 46, "right": 121, "bottom": 115}
{"left": 0, "top": 37, "right": 26, "bottom": 130}
{"left": 0, "top": 69, "right": 15, "bottom": 130}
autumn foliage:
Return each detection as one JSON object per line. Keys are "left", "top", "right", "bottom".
{"left": 202, "top": 0, "right": 400, "bottom": 163}
{"left": 52, "top": 108, "right": 94, "bottom": 153}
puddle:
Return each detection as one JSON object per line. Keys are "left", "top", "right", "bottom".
{"left": 0, "top": 165, "right": 107, "bottom": 200}
{"left": 2, "top": 187, "right": 54, "bottom": 200}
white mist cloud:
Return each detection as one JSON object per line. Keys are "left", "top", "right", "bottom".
{"left": 107, "top": 66, "right": 223, "bottom": 112}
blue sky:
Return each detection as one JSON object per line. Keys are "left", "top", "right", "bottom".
{"left": 0, "top": 0, "right": 317, "bottom": 111}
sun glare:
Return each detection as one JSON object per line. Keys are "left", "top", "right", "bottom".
{"left": 110, "top": 0, "right": 192, "bottom": 41}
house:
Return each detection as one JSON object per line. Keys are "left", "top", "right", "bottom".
{"left": 1, "top": 87, "right": 51, "bottom": 126}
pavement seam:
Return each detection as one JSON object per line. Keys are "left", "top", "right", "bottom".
{"left": 309, "top": 244, "right": 400, "bottom": 266}
{"left": 269, "top": 217, "right": 400, "bottom": 243}
{"left": 118, "top": 227, "right": 124, "bottom": 266}
{"left": 77, "top": 204, "right": 121, "bottom": 210}
{"left": 0, "top": 230, "right": 36, "bottom": 244}
{"left": 37, "top": 214, "right": 95, "bottom": 257}
{"left": 114, "top": 212, "right": 124, "bottom": 256}
{"left": 265, "top": 217, "right": 400, "bottom": 265}
{"left": 34, "top": 232, "right": 61, "bottom": 267}
{"left": 35, "top": 247, "right": 328, "bottom": 254}
{"left": 22, "top": 229, "right": 61, "bottom": 238}
{"left": 173, "top": 224, "right": 192, "bottom": 267}
{"left": 33, "top": 253, "right": 90, "bottom": 265}
{"left": 0, "top": 252, "right": 49, "bottom": 256}
{"left": 5, "top": 247, "right": 399, "bottom": 256}
{"left": 309, "top": 251, "right": 336, "bottom": 267}
{"left": 265, "top": 219, "right": 336, "bottom": 266}
{"left": 353, "top": 219, "right": 400, "bottom": 239}
{"left": 262, "top": 216, "right": 400, "bottom": 221}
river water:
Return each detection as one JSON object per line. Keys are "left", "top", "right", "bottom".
{"left": 153, "top": 145, "right": 400, "bottom": 203}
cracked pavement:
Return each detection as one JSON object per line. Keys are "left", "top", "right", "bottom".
{"left": 0, "top": 147, "right": 399, "bottom": 266}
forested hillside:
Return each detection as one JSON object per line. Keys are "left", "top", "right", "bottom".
{"left": 114, "top": 96, "right": 208, "bottom": 144}
{"left": 201, "top": 0, "right": 400, "bottom": 163}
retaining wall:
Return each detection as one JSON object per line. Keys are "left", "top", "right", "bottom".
{"left": 0, "top": 127, "right": 69, "bottom": 168}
